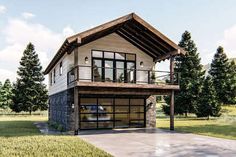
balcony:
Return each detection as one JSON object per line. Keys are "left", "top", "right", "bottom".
{"left": 67, "top": 65, "right": 180, "bottom": 95}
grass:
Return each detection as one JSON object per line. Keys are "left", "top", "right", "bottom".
{"left": 0, "top": 114, "right": 112, "bottom": 157}
{"left": 156, "top": 104, "right": 236, "bottom": 140}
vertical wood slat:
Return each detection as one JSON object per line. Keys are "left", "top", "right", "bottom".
{"left": 170, "top": 56, "right": 175, "bottom": 131}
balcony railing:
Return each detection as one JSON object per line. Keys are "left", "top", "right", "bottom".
{"left": 67, "top": 65, "right": 180, "bottom": 86}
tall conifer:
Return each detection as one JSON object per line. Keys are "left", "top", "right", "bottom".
{"left": 11, "top": 43, "right": 48, "bottom": 114}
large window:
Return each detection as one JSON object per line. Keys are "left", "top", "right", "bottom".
{"left": 79, "top": 96, "right": 145, "bottom": 130}
{"left": 92, "top": 50, "right": 136, "bottom": 83}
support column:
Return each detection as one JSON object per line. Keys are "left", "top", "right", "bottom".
{"left": 74, "top": 87, "right": 79, "bottom": 134}
{"left": 74, "top": 47, "right": 79, "bottom": 135}
{"left": 170, "top": 56, "right": 175, "bottom": 131}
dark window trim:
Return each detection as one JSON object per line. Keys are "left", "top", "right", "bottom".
{"left": 50, "top": 72, "right": 53, "bottom": 86}
{"left": 79, "top": 95, "right": 146, "bottom": 130}
{"left": 59, "top": 61, "right": 63, "bottom": 76}
{"left": 91, "top": 50, "right": 136, "bottom": 83}
{"left": 53, "top": 69, "right": 56, "bottom": 83}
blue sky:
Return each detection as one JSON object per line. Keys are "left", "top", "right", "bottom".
{"left": 0, "top": 0, "right": 236, "bottom": 82}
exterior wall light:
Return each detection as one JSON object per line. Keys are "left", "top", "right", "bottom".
{"left": 140, "top": 61, "right": 144, "bottom": 68}
{"left": 85, "top": 56, "right": 88, "bottom": 64}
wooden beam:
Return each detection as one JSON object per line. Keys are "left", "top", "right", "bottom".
{"left": 67, "top": 13, "right": 133, "bottom": 43}
{"left": 155, "top": 50, "right": 180, "bottom": 62}
{"left": 128, "top": 21, "right": 172, "bottom": 53}
{"left": 77, "top": 81, "right": 180, "bottom": 90}
{"left": 170, "top": 56, "right": 174, "bottom": 131}
{"left": 118, "top": 28, "right": 159, "bottom": 58}
{"left": 132, "top": 13, "right": 181, "bottom": 52}
{"left": 123, "top": 24, "right": 164, "bottom": 55}
{"left": 116, "top": 31, "right": 156, "bottom": 59}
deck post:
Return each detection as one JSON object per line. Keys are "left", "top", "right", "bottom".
{"left": 170, "top": 56, "right": 175, "bottom": 131}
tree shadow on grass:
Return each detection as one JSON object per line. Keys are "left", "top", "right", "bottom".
{"left": 0, "top": 120, "right": 42, "bottom": 137}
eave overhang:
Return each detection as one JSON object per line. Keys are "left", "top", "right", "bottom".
{"left": 44, "top": 13, "right": 185, "bottom": 74}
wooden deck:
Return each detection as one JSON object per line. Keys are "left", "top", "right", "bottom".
{"left": 74, "top": 81, "right": 179, "bottom": 95}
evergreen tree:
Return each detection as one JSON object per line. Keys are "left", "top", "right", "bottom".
{"left": 0, "top": 81, "right": 2, "bottom": 106}
{"left": 196, "top": 76, "right": 221, "bottom": 119}
{"left": 0, "top": 79, "right": 13, "bottom": 109}
{"left": 227, "top": 61, "right": 236, "bottom": 103}
{"left": 11, "top": 43, "right": 48, "bottom": 114}
{"left": 209, "top": 46, "right": 231, "bottom": 104}
{"left": 163, "top": 31, "right": 205, "bottom": 116}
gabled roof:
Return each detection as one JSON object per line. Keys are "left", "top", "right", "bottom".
{"left": 44, "top": 13, "right": 185, "bottom": 74}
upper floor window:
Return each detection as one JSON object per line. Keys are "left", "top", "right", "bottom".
{"left": 50, "top": 72, "right": 53, "bottom": 86}
{"left": 59, "top": 62, "right": 63, "bottom": 76}
{"left": 53, "top": 69, "right": 56, "bottom": 83}
{"left": 91, "top": 50, "right": 136, "bottom": 83}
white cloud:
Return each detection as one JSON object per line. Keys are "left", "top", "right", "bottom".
{"left": 22, "top": 12, "right": 35, "bottom": 19}
{"left": 0, "top": 18, "right": 74, "bottom": 82}
{"left": 0, "top": 69, "right": 16, "bottom": 82}
{"left": 63, "top": 26, "right": 75, "bottom": 37}
{"left": 0, "top": 5, "right": 6, "bottom": 14}
{"left": 218, "top": 25, "right": 236, "bottom": 58}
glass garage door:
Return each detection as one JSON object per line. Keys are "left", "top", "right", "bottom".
{"left": 79, "top": 97, "right": 145, "bottom": 130}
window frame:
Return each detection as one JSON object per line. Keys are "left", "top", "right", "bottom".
{"left": 59, "top": 61, "right": 63, "bottom": 76}
{"left": 91, "top": 50, "right": 136, "bottom": 83}
{"left": 53, "top": 68, "right": 56, "bottom": 83}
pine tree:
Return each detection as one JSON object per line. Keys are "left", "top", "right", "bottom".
{"left": 11, "top": 43, "right": 48, "bottom": 114}
{"left": 209, "top": 46, "right": 231, "bottom": 104}
{"left": 227, "top": 61, "right": 236, "bottom": 103}
{"left": 163, "top": 31, "right": 205, "bottom": 116}
{"left": 196, "top": 76, "right": 221, "bottom": 119}
{"left": 0, "top": 81, "right": 2, "bottom": 106}
{"left": 0, "top": 79, "right": 13, "bottom": 109}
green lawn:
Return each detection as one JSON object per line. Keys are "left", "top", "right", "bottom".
{"left": 0, "top": 115, "right": 112, "bottom": 157}
{"left": 156, "top": 104, "right": 236, "bottom": 140}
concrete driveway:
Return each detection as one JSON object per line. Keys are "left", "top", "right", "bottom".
{"left": 78, "top": 128, "right": 236, "bottom": 157}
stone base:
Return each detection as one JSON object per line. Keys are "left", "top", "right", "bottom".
{"left": 146, "top": 95, "right": 156, "bottom": 128}
{"left": 49, "top": 89, "right": 74, "bottom": 131}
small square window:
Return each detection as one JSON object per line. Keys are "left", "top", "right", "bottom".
{"left": 115, "top": 53, "right": 125, "bottom": 60}
{"left": 60, "top": 62, "right": 63, "bottom": 75}
{"left": 50, "top": 73, "right": 53, "bottom": 86}
{"left": 104, "top": 52, "right": 114, "bottom": 59}
{"left": 53, "top": 69, "right": 56, "bottom": 83}
{"left": 126, "top": 54, "right": 135, "bottom": 61}
{"left": 92, "top": 50, "right": 103, "bottom": 58}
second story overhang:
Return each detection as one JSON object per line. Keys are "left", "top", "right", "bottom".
{"left": 44, "top": 12, "right": 185, "bottom": 75}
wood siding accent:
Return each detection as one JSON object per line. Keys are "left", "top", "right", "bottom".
{"left": 77, "top": 33, "right": 155, "bottom": 81}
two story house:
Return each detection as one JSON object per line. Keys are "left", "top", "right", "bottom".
{"left": 44, "top": 13, "right": 185, "bottom": 134}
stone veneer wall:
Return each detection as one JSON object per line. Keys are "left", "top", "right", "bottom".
{"left": 146, "top": 95, "right": 156, "bottom": 128}
{"left": 49, "top": 89, "right": 74, "bottom": 131}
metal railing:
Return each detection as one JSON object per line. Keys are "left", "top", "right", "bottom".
{"left": 67, "top": 65, "right": 180, "bottom": 86}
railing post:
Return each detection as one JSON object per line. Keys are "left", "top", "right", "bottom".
{"left": 148, "top": 70, "right": 150, "bottom": 84}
